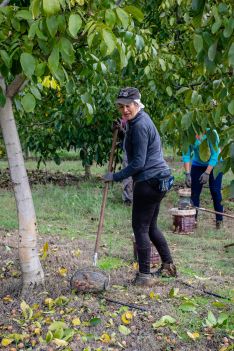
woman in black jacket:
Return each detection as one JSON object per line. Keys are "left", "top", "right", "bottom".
{"left": 103, "top": 87, "right": 176, "bottom": 286}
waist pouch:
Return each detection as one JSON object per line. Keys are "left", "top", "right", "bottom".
{"left": 147, "top": 171, "right": 174, "bottom": 192}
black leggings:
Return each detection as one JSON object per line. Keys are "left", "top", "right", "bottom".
{"left": 132, "top": 180, "right": 173, "bottom": 274}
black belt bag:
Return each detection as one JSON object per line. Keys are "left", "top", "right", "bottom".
{"left": 147, "top": 170, "right": 174, "bottom": 193}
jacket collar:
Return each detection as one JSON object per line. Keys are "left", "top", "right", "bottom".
{"left": 129, "top": 109, "right": 144, "bottom": 125}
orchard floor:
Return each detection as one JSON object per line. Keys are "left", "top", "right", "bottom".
{"left": 0, "top": 230, "right": 233, "bottom": 351}
{"left": 0, "top": 165, "right": 234, "bottom": 351}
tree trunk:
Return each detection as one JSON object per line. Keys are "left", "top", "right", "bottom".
{"left": 0, "top": 77, "right": 44, "bottom": 292}
{"left": 84, "top": 164, "right": 91, "bottom": 178}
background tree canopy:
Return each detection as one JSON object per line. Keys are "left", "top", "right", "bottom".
{"left": 0, "top": 0, "right": 233, "bottom": 195}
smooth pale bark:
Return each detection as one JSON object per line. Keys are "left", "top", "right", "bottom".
{"left": 0, "top": 77, "right": 44, "bottom": 291}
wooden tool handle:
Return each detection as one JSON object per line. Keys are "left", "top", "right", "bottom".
{"left": 196, "top": 207, "right": 234, "bottom": 219}
{"left": 93, "top": 128, "right": 119, "bottom": 264}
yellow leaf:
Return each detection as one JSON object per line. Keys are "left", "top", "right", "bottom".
{"left": 187, "top": 331, "right": 200, "bottom": 340}
{"left": 100, "top": 333, "right": 111, "bottom": 343}
{"left": 1, "top": 338, "right": 13, "bottom": 346}
{"left": 121, "top": 311, "right": 133, "bottom": 325}
{"left": 2, "top": 295, "right": 13, "bottom": 303}
{"left": 41, "top": 242, "right": 49, "bottom": 259}
{"left": 58, "top": 267, "right": 68, "bottom": 277}
{"left": 42, "top": 76, "right": 51, "bottom": 88}
{"left": 149, "top": 291, "right": 161, "bottom": 300}
{"left": 34, "top": 327, "right": 41, "bottom": 335}
{"left": 73, "top": 249, "right": 81, "bottom": 257}
{"left": 52, "top": 339, "right": 68, "bottom": 347}
{"left": 50, "top": 77, "right": 59, "bottom": 90}
{"left": 72, "top": 317, "right": 81, "bottom": 326}
{"left": 132, "top": 262, "right": 138, "bottom": 270}
{"left": 219, "top": 347, "right": 229, "bottom": 351}
{"left": 44, "top": 298, "right": 54, "bottom": 307}
{"left": 76, "top": 0, "right": 84, "bottom": 5}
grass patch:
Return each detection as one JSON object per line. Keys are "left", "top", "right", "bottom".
{"left": 98, "top": 256, "right": 128, "bottom": 271}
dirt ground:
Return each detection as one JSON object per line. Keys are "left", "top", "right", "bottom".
{"left": 0, "top": 228, "right": 233, "bottom": 351}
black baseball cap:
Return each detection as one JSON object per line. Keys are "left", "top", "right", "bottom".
{"left": 116, "top": 87, "right": 141, "bottom": 104}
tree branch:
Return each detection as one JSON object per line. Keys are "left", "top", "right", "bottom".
{"left": 0, "top": 0, "right": 10, "bottom": 7}
{"left": 6, "top": 74, "right": 26, "bottom": 98}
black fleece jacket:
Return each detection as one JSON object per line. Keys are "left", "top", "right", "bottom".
{"left": 113, "top": 109, "right": 169, "bottom": 182}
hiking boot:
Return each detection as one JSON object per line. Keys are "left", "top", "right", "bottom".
{"left": 216, "top": 220, "right": 223, "bottom": 229}
{"left": 132, "top": 272, "right": 155, "bottom": 287}
{"left": 153, "top": 263, "right": 177, "bottom": 278}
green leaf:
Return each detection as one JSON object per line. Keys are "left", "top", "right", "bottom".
{"left": 35, "top": 62, "right": 46, "bottom": 76}
{"left": 15, "top": 10, "right": 32, "bottom": 20}
{"left": 179, "top": 302, "right": 197, "bottom": 312}
{"left": 166, "top": 86, "right": 172, "bottom": 97}
{"left": 208, "top": 41, "right": 218, "bottom": 61}
{"left": 152, "top": 315, "right": 176, "bottom": 329}
{"left": 206, "top": 311, "right": 217, "bottom": 327}
{"left": 135, "top": 34, "right": 144, "bottom": 51}
{"left": 11, "top": 18, "right": 20, "bottom": 32}
{"left": 0, "top": 50, "right": 10, "bottom": 68}
{"left": 116, "top": 8, "right": 129, "bottom": 29}
{"left": 21, "top": 93, "right": 36, "bottom": 113}
{"left": 102, "top": 29, "right": 116, "bottom": 55}
{"left": 46, "top": 330, "right": 53, "bottom": 343}
{"left": 124, "top": 6, "right": 144, "bottom": 22}
{"left": 228, "top": 42, "right": 234, "bottom": 67}
{"left": 222, "top": 181, "right": 234, "bottom": 200}
{"left": 46, "top": 16, "right": 58, "bottom": 37}
{"left": 68, "top": 14, "right": 82, "bottom": 38}
{"left": 199, "top": 139, "right": 211, "bottom": 162}
{"left": 118, "top": 325, "right": 131, "bottom": 335}
{"left": 30, "top": 0, "right": 41, "bottom": 19}
{"left": 228, "top": 100, "right": 234, "bottom": 115}
{"left": 223, "top": 18, "right": 234, "bottom": 38}
{"left": 176, "top": 87, "right": 190, "bottom": 95}
{"left": 0, "top": 86, "right": 6, "bottom": 107}
{"left": 89, "top": 317, "right": 101, "bottom": 327}
{"left": 211, "top": 20, "right": 222, "bottom": 34}
{"left": 53, "top": 328, "right": 64, "bottom": 339}
{"left": 230, "top": 142, "right": 234, "bottom": 173}
{"left": 192, "top": 0, "right": 205, "bottom": 15}
{"left": 59, "top": 37, "right": 74, "bottom": 65}
{"left": 48, "top": 46, "right": 60, "bottom": 71}
{"left": 30, "top": 86, "right": 41, "bottom": 100}
{"left": 28, "top": 22, "right": 39, "bottom": 40}
{"left": 20, "top": 53, "right": 36, "bottom": 78}
{"left": 105, "top": 9, "right": 116, "bottom": 28}
{"left": 193, "top": 34, "right": 203, "bottom": 53}
{"left": 117, "top": 43, "right": 128, "bottom": 69}
{"left": 49, "top": 321, "right": 68, "bottom": 331}
{"left": 43, "top": 0, "right": 60, "bottom": 16}
{"left": 169, "top": 287, "right": 179, "bottom": 298}
{"left": 50, "top": 64, "right": 65, "bottom": 83}
{"left": 217, "top": 313, "right": 228, "bottom": 326}
{"left": 191, "top": 90, "right": 199, "bottom": 105}
{"left": 159, "top": 58, "right": 166, "bottom": 71}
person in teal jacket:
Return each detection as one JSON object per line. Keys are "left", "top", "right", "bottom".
{"left": 182, "top": 130, "right": 223, "bottom": 229}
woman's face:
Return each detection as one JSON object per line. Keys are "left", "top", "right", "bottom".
{"left": 117, "top": 102, "right": 139, "bottom": 120}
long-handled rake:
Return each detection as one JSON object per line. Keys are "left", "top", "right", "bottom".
{"left": 70, "top": 129, "right": 119, "bottom": 293}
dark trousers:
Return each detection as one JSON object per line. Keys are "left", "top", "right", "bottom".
{"left": 191, "top": 165, "right": 223, "bottom": 221}
{"left": 132, "top": 180, "right": 173, "bottom": 274}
